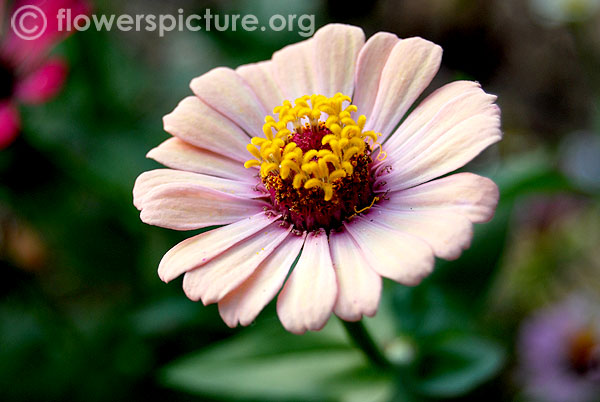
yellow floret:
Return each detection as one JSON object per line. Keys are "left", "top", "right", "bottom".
{"left": 244, "top": 92, "right": 383, "bottom": 200}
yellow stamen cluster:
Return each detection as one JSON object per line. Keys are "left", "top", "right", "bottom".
{"left": 244, "top": 93, "right": 382, "bottom": 201}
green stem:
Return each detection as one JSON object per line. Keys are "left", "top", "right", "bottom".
{"left": 341, "top": 319, "right": 392, "bottom": 370}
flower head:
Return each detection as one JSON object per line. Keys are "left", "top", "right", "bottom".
{"left": 0, "top": 0, "right": 89, "bottom": 148}
{"left": 245, "top": 92, "right": 383, "bottom": 231}
{"left": 518, "top": 297, "right": 600, "bottom": 402}
{"left": 133, "top": 24, "right": 501, "bottom": 334}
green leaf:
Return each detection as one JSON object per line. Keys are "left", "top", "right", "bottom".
{"left": 492, "top": 151, "right": 574, "bottom": 202}
{"left": 393, "top": 284, "right": 469, "bottom": 338}
{"left": 161, "top": 320, "right": 394, "bottom": 401}
{"left": 413, "top": 333, "right": 504, "bottom": 398}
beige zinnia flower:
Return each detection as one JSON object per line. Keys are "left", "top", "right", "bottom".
{"left": 133, "top": 24, "right": 501, "bottom": 334}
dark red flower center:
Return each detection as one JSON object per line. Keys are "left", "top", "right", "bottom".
{"left": 244, "top": 93, "right": 385, "bottom": 232}
{"left": 263, "top": 123, "right": 376, "bottom": 232}
{"left": 568, "top": 329, "right": 600, "bottom": 378}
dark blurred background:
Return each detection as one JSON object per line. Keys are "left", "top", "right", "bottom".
{"left": 1, "top": 0, "right": 600, "bottom": 401}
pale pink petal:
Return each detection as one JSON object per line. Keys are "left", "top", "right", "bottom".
{"left": 139, "top": 183, "right": 268, "bottom": 230}
{"left": 146, "top": 137, "right": 256, "bottom": 182}
{"left": 218, "top": 232, "right": 306, "bottom": 327}
{"left": 329, "top": 230, "right": 381, "bottom": 321}
{"left": 344, "top": 216, "right": 434, "bottom": 286}
{"left": 382, "top": 173, "right": 499, "bottom": 224}
{"left": 369, "top": 206, "right": 473, "bottom": 261}
{"left": 383, "top": 81, "right": 490, "bottom": 152}
{"left": 366, "top": 37, "right": 442, "bottom": 140}
{"left": 163, "top": 96, "right": 251, "bottom": 162}
{"left": 133, "top": 169, "right": 264, "bottom": 210}
{"left": 183, "top": 224, "right": 292, "bottom": 304}
{"left": 313, "top": 24, "right": 365, "bottom": 97}
{"left": 0, "top": 101, "right": 20, "bottom": 149}
{"left": 376, "top": 81, "right": 501, "bottom": 189}
{"left": 271, "top": 38, "right": 317, "bottom": 101}
{"left": 376, "top": 108, "right": 501, "bottom": 192}
{"left": 236, "top": 61, "right": 285, "bottom": 114}
{"left": 277, "top": 230, "right": 337, "bottom": 334}
{"left": 352, "top": 32, "right": 399, "bottom": 118}
{"left": 15, "top": 58, "right": 67, "bottom": 104}
{"left": 158, "top": 213, "right": 281, "bottom": 282}
{"left": 190, "top": 67, "right": 266, "bottom": 136}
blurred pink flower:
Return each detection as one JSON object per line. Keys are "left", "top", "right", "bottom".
{"left": 518, "top": 297, "right": 600, "bottom": 402}
{"left": 0, "top": 0, "right": 88, "bottom": 148}
{"left": 134, "top": 24, "right": 502, "bottom": 334}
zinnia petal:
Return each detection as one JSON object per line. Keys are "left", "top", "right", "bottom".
{"left": 382, "top": 172, "right": 500, "bottom": 224}
{"left": 271, "top": 38, "right": 317, "bottom": 100}
{"left": 163, "top": 96, "right": 251, "bottom": 162}
{"left": 352, "top": 32, "right": 399, "bottom": 119}
{"left": 366, "top": 37, "right": 442, "bottom": 140}
{"left": 344, "top": 216, "right": 434, "bottom": 286}
{"left": 277, "top": 230, "right": 337, "bottom": 334}
{"left": 313, "top": 24, "right": 365, "bottom": 97}
{"left": 329, "top": 230, "right": 381, "bottom": 321}
{"left": 218, "top": 233, "right": 306, "bottom": 327}
{"left": 376, "top": 81, "right": 501, "bottom": 191}
{"left": 139, "top": 183, "right": 267, "bottom": 230}
{"left": 146, "top": 137, "right": 256, "bottom": 182}
{"left": 369, "top": 207, "right": 473, "bottom": 261}
{"left": 182, "top": 223, "right": 292, "bottom": 304}
{"left": 236, "top": 61, "right": 285, "bottom": 114}
{"left": 190, "top": 67, "right": 267, "bottom": 136}
{"left": 384, "top": 112, "right": 501, "bottom": 192}
{"left": 133, "top": 169, "right": 263, "bottom": 210}
{"left": 158, "top": 213, "right": 281, "bottom": 282}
